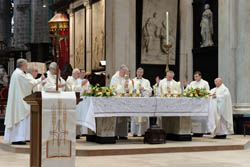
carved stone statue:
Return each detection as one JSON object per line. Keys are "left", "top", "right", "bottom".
{"left": 200, "top": 4, "right": 214, "bottom": 47}
{"left": 142, "top": 12, "right": 158, "bottom": 53}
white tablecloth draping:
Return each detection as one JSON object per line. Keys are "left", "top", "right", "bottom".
{"left": 76, "top": 97, "right": 213, "bottom": 133}
{"left": 42, "top": 92, "right": 76, "bottom": 167}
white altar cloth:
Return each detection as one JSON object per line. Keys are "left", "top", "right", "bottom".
{"left": 42, "top": 92, "right": 76, "bottom": 167}
{"left": 76, "top": 97, "right": 212, "bottom": 133}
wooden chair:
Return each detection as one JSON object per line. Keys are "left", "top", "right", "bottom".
{"left": 0, "top": 87, "right": 8, "bottom": 115}
{"left": 243, "top": 121, "right": 250, "bottom": 136}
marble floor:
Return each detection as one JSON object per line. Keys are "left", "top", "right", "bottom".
{"left": 1, "top": 148, "right": 250, "bottom": 167}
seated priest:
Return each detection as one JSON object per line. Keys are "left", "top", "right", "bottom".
{"left": 66, "top": 68, "right": 90, "bottom": 93}
{"left": 110, "top": 64, "right": 129, "bottom": 139}
{"left": 131, "top": 67, "right": 152, "bottom": 136}
{"left": 4, "top": 59, "right": 44, "bottom": 145}
{"left": 159, "top": 70, "right": 179, "bottom": 96}
{"left": 188, "top": 71, "right": 210, "bottom": 137}
{"left": 209, "top": 78, "right": 234, "bottom": 139}
{"left": 43, "top": 62, "right": 66, "bottom": 92}
{"left": 26, "top": 66, "right": 45, "bottom": 92}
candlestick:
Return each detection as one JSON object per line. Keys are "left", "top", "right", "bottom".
{"left": 166, "top": 11, "right": 169, "bottom": 45}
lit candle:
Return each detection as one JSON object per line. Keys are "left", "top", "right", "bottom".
{"left": 72, "top": 85, "right": 75, "bottom": 91}
{"left": 37, "top": 84, "right": 40, "bottom": 91}
{"left": 166, "top": 11, "right": 169, "bottom": 45}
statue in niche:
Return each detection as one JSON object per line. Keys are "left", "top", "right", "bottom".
{"left": 160, "top": 21, "right": 167, "bottom": 54}
{"left": 142, "top": 12, "right": 158, "bottom": 53}
{"left": 200, "top": 4, "right": 214, "bottom": 47}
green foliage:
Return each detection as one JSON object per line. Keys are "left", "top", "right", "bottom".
{"left": 183, "top": 88, "right": 210, "bottom": 98}
{"left": 82, "top": 84, "right": 116, "bottom": 97}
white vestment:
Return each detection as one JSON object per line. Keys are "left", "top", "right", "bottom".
{"left": 110, "top": 71, "right": 126, "bottom": 94}
{"left": 187, "top": 79, "right": 210, "bottom": 90}
{"left": 66, "top": 76, "right": 90, "bottom": 93}
{"left": 159, "top": 78, "right": 179, "bottom": 95}
{"left": 209, "top": 84, "right": 234, "bottom": 135}
{"left": 66, "top": 76, "right": 90, "bottom": 136}
{"left": 110, "top": 71, "right": 128, "bottom": 137}
{"left": 131, "top": 77, "right": 152, "bottom": 136}
{"left": 153, "top": 83, "right": 161, "bottom": 96}
{"left": 43, "top": 71, "right": 66, "bottom": 92}
{"left": 187, "top": 79, "right": 210, "bottom": 134}
{"left": 4, "top": 68, "right": 39, "bottom": 143}
{"left": 26, "top": 73, "right": 42, "bottom": 92}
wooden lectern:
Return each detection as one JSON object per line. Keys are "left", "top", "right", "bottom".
{"left": 24, "top": 92, "right": 82, "bottom": 167}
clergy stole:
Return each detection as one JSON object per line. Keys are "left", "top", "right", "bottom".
{"left": 42, "top": 92, "right": 76, "bottom": 167}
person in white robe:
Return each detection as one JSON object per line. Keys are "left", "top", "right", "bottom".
{"left": 159, "top": 71, "right": 179, "bottom": 96}
{"left": 110, "top": 64, "right": 129, "bottom": 139}
{"left": 188, "top": 71, "right": 210, "bottom": 136}
{"left": 131, "top": 67, "right": 152, "bottom": 136}
{"left": 158, "top": 71, "right": 180, "bottom": 129}
{"left": 209, "top": 78, "right": 234, "bottom": 139}
{"left": 66, "top": 68, "right": 90, "bottom": 138}
{"left": 66, "top": 68, "right": 90, "bottom": 93}
{"left": 4, "top": 59, "right": 43, "bottom": 145}
{"left": 187, "top": 71, "right": 210, "bottom": 90}
{"left": 43, "top": 62, "right": 66, "bottom": 92}
{"left": 153, "top": 76, "right": 161, "bottom": 96}
{"left": 26, "top": 66, "right": 44, "bottom": 92}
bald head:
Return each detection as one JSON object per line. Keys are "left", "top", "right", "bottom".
{"left": 214, "top": 78, "right": 222, "bottom": 87}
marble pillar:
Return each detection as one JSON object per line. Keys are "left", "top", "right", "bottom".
{"left": 85, "top": 2, "right": 92, "bottom": 73}
{"left": 68, "top": 9, "right": 75, "bottom": 68}
{"left": 106, "top": 0, "right": 136, "bottom": 84}
{"left": 179, "top": 0, "right": 193, "bottom": 83}
{"left": 219, "top": 0, "right": 250, "bottom": 114}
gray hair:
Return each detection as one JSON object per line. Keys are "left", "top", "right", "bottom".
{"left": 120, "top": 64, "right": 128, "bottom": 71}
{"left": 167, "top": 70, "right": 175, "bottom": 76}
{"left": 72, "top": 68, "right": 80, "bottom": 75}
{"left": 49, "top": 62, "right": 57, "bottom": 70}
{"left": 16, "top": 59, "right": 28, "bottom": 68}
{"left": 27, "top": 66, "right": 37, "bottom": 74}
{"left": 137, "top": 67, "right": 144, "bottom": 72}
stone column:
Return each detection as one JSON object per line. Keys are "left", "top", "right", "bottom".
{"left": 106, "top": 0, "right": 136, "bottom": 84}
{"left": 68, "top": 9, "right": 75, "bottom": 68}
{"left": 85, "top": 2, "right": 92, "bottom": 73}
{"left": 179, "top": 0, "right": 193, "bottom": 83}
{"left": 219, "top": 0, "right": 250, "bottom": 114}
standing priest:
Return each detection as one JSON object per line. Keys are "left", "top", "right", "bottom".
{"left": 110, "top": 64, "right": 129, "bottom": 139}
{"left": 209, "top": 78, "right": 234, "bottom": 139}
{"left": 43, "top": 62, "right": 66, "bottom": 92}
{"left": 131, "top": 67, "right": 152, "bottom": 136}
{"left": 159, "top": 70, "right": 179, "bottom": 96}
{"left": 187, "top": 71, "right": 210, "bottom": 136}
{"left": 66, "top": 68, "right": 90, "bottom": 92}
{"left": 4, "top": 59, "right": 43, "bottom": 145}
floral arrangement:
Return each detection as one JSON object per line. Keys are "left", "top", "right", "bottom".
{"left": 183, "top": 88, "right": 210, "bottom": 98}
{"left": 82, "top": 84, "right": 116, "bottom": 97}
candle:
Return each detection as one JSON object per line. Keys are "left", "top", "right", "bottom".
{"left": 170, "top": 81, "right": 173, "bottom": 94}
{"left": 166, "top": 11, "right": 169, "bottom": 45}
{"left": 129, "top": 81, "right": 133, "bottom": 95}
{"left": 177, "top": 82, "right": 181, "bottom": 94}
{"left": 72, "top": 85, "right": 75, "bottom": 91}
